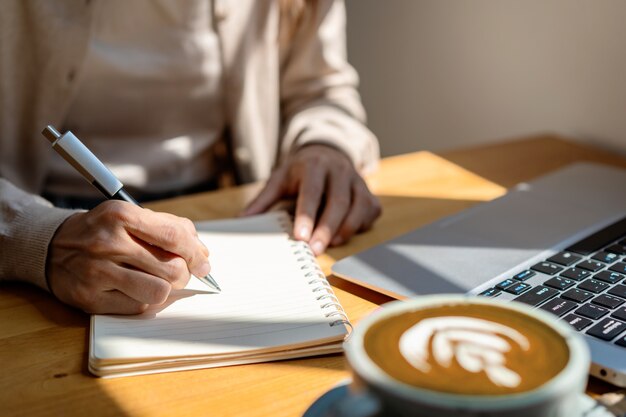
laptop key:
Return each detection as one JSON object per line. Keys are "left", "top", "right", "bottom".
{"left": 592, "top": 251, "right": 620, "bottom": 264}
{"left": 592, "top": 294, "right": 625, "bottom": 309}
{"left": 505, "top": 282, "right": 531, "bottom": 295}
{"left": 586, "top": 318, "right": 626, "bottom": 341}
{"left": 594, "top": 270, "right": 624, "bottom": 285}
{"left": 561, "top": 288, "right": 594, "bottom": 303}
{"left": 513, "top": 270, "right": 535, "bottom": 281}
{"left": 496, "top": 279, "right": 516, "bottom": 290}
{"left": 576, "top": 260, "right": 605, "bottom": 272}
{"left": 513, "top": 286, "right": 558, "bottom": 306}
{"left": 531, "top": 262, "right": 563, "bottom": 275}
{"left": 547, "top": 252, "right": 581, "bottom": 266}
{"left": 540, "top": 298, "right": 577, "bottom": 317}
{"left": 612, "top": 307, "right": 626, "bottom": 322}
{"left": 608, "top": 284, "right": 626, "bottom": 299}
{"left": 560, "top": 268, "right": 591, "bottom": 281}
{"left": 609, "top": 262, "right": 626, "bottom": 275}
{"left": 577, "top": 279, "right": 610, "bottom": 294}
{"left": 562, "top": 314, "right": 594, "bottom": 331}
{"left": 544, "top": 277, "right": 575, "bottom": 290}
{"left": 616, "top": 335, "right": 626, "bottom": 348}
{"left": 575, "top": 303, "right": 609, "bottom": 320}
{"left": 478, "top": 288, "right": 501, "bottom": 297}
{"left": 606, "top": 244, "right": 626, "bottom": 255}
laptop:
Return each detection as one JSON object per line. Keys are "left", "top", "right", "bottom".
{"left": 332, "top": 162, "right": 626, "bottom": 387}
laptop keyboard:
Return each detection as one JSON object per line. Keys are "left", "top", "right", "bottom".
{"left": 478, "top": 216, "right": 626, "bottom": 348}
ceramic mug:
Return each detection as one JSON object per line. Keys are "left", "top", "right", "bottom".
{"left": 341, "top": 295, "right": 591, "bottom": 417}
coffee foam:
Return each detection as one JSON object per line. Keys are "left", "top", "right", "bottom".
{"left": 399, "top": 316, "right": 530, "bottom": 388}
{"left": 364, "top": 303, "right": 569, "bottom": 395}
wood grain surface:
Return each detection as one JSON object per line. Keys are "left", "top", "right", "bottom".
{"left": 2, "top": 134, "right": 625, "bottom": 416}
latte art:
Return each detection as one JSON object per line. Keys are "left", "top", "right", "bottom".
{"left": 398, "top": 316, "right": 530, "bottom": 388}
{"left": 363, "top": 303, "right": 569, "bottom": 395}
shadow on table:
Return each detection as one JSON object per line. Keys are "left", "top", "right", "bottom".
{"left": 2, "top": 281, "right": 349, "bottom": 416}
{"left": 3, "top": 184, "right": 625, "bottom": 413}
{"left": 0, "top": 283, "right": 131, "bottom": 416}
{"left": 0, "top": 191, "right": 487, "bottom": 416}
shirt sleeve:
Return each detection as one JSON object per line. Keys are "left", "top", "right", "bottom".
{"left": 278, "top": 0, "right": 380, "bottom": 174}
{"left": 0, "top": 178, "right": 77, "bottom": 291}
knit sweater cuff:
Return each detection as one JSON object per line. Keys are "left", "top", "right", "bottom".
{"left": 3, "top": 202, "right": 77, "bottom": 291}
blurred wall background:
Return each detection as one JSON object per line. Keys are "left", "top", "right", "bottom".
{"left": 345, "top": 0, "right": 626, "bottom": 157}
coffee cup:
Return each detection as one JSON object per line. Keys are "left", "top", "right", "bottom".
{"left": 341, "top": 295, "right": 590, "bottom": 417}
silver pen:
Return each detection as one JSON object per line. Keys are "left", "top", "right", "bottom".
{"left": 41, "top": 125, "right": 221, "bottom": 293}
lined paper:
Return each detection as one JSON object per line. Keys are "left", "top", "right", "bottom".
{"left": 91, "top": 212, "right": 347, "bottom": 370}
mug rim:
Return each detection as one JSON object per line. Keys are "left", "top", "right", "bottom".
{"left": 344, "top": 295, "right": 590, "bottom": 410}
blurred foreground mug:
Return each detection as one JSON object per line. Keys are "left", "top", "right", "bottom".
{"left": 342, "top": 295, "right": 590, "bottom": 417}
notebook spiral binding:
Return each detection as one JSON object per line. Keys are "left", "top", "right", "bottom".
{"left": 276, "top": 213, "right": 352, "bottom": 333}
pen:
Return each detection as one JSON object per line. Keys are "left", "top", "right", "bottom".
{"left": 41, "top": 125, "right": 221, "bottom": 293}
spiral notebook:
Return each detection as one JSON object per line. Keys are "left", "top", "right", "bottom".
{"left": 89, "top": 211, "right": 350, "bottom": 378}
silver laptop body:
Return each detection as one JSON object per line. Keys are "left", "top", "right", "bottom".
{"left": 332, "top": 163, "right": 626, "bottom": 387}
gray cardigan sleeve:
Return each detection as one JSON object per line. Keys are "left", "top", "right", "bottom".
{"left": 0, "top": 178, "right": 77, "bottom": 291}
{"left": 279, "top": 0, "right": 380, "bottom": 174}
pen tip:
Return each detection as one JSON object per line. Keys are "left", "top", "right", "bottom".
{"left": 197, "top": 273, "right": 221, "bottom": 293}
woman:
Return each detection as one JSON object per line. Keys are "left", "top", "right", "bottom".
{"left": 0, "top": 0, "right": 380, "bottom": 313}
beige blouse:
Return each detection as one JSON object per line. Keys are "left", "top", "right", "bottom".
{"left": 0, "top": 0, "right": 379, "bottom": 290}
{"left": 46, "top": 0, "right": 225, "bottom": 197}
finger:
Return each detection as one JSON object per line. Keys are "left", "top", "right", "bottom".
{"left": 242, "top": 170, "right": 286, "bottom": 216}
{"left": 123, "top": 209, "right": 211, "bottom": 278}
{"left": 84, "top": 290, "right": 149, "bottom": 315}
{"left": 331, "top": 185, "right": 367, "bottom": 246}
{"left": 106, "top": 264, "right": 173, "bottom": 305}
{"left": 159, "top": 209, "right": 210, "bottom": 260}
{"left": 197, "top": 238, "right": 209, "bottom": 259}
{"left": 116, "top": 236, "right": 191, "bottom": 290}
{"left": 360, "top": 198, "right": 382, "bottom": 232}
{"left": 360, "top": 186, "right": 383, "bottom": 232}
{"left": 332, "top": 181, "right": 381, "bottom": 246}
{"left": 293, "top": 166, "right": 326, "bottom": 242}
{"left": 308, "top": 171, "right": 352, "bottom": 255}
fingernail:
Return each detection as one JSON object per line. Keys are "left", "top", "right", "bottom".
{"left": 197, "top": 261, "right": 211, "bottom": 277}
{"left": 299, "top": 225, "right": 311, "bottom": 240}
{"left": 310, "top": 240, "right": 324, "bottom": 255}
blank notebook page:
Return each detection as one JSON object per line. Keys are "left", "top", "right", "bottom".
{"left": 92, "top": 212, "right": 348, "bottom": 362}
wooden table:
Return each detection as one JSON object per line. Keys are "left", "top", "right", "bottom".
{"left": 2, "top": 135, "right": 626, "bottom": 416}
